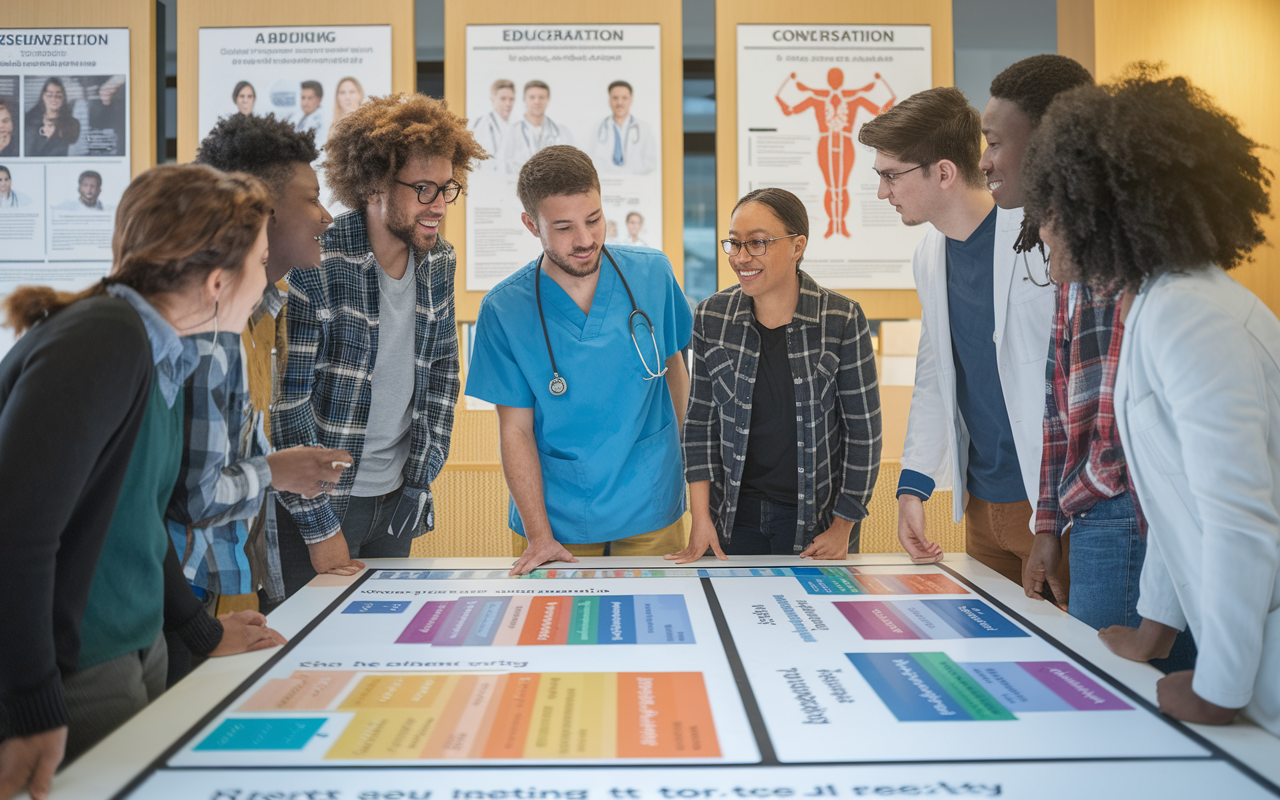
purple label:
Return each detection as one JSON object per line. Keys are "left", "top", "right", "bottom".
{"left": 395, "top": 600, "right": 454, "bottom": 644}
{"left": 836, "top": 601, "right": 922, "bottom": 640}
{"left": 1017, "top": 662, "right": 1131, "bottom": 711}
{"left": 433, "top": 597, "right": 485, "bottom": 646}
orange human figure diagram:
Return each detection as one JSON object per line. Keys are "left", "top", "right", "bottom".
{"left": 776, "top": 69, "right": 897, "bottom": 238}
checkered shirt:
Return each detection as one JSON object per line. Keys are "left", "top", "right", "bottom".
{"left": 272, "top": 210, "right": 461, "bottom": 543}
{"left": 683, "top": 270, "right": 882, "bottom": 550}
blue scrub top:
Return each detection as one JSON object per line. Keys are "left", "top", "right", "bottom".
{"left": 466, "top": 245, "right": 694, "bottom": 543}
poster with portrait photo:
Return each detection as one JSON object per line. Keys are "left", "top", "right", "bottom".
{"left": 0, "top": 28, "right": 129, "bottom": 332}
{"left": 23, "top": 74, "right": 127, "bottom": 158}
{"left": 197, "top": 25, "right": 392, "bottom": 215}
{"left": 737, "top": 24, "right": 931, "bottom": 290}
{"left": 0, "top": 163, "right": 46, "bottom": 261}
{"left": 45, "top": 161, "right": 127, "bottom": 261}
{"left": 464, "top": 24, "right": 663, "bottom": 292}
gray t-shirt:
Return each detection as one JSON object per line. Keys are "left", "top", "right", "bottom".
{"left": 350, "top": 252, "right": 419, "bottom": 496}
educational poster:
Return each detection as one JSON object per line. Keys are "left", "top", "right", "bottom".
{"left": 464, "top": 24, "right": 663, "bottom": 292}
{"left": 116, "top": 563, "right": 1280, "bottom": 800}
{"left": 197, "top": 25, "right": 392, "bottom": 215}
{"left": 0, "top": 29, "right": 130, "bottom": 295}
{"left": 736, "top": 25, "right": 931, "bottom": 290}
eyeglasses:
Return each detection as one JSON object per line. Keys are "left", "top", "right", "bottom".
{"left": 720, "top": 233, "right": 800, "bottom": 257}
{"left": 394, "top": 179, "right": 463, "bottom": 205}
{"left": 871, "top": 164, "right": 925, "bottom": 185}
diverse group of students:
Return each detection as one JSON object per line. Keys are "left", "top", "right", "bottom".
{"left": 1, "top": 52, "right": 1278, "bottom": 800}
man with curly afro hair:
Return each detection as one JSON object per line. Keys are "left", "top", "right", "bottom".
{"left": 272, "top": 94, "right": 487, "bottom": 598}
{"left": 1023, "top": 67, "right": 1276, "bottom": 734}
{"left": 983, "top": 55, "right": 1196, "bottom": 674}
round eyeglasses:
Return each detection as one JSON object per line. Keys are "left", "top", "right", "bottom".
{"left": 394, "top": 179, "right": 463, "bottom": 205}
{"left": 720, "top": 233, "right": 801, "bottom": 257}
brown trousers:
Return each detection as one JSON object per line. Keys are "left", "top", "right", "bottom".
{"left": 965, "top": 496, "right": 1070, "bottom": 604}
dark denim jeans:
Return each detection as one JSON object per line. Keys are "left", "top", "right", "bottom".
{"left": 1068, "top": 491, "right": 1197, "bottom": 673}
{"left": 272, "top": 486, "right": 415, "bottom": 605}
{"left": 726, "top": 496, "right": 861, "bottom": 555}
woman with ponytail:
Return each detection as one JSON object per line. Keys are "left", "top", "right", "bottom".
{"left": 0, "top": 163, "right": 285, "bottom": 800}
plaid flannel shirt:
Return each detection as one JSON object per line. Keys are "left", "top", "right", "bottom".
{"left": 272, "top": 211, "right": 460, "bottom": 544}
{"left": 683, "top": 270, "right": 882, "bottom": 550}
{"left": 1035, "top": 282, "right": 1137, "bottom": 537}
{"left": 166, "top": 331, "right": 271, "bottom": 596}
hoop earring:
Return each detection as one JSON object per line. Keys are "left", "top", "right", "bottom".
{"left": 212, "top": 300, "right": 219, "bottom": 339}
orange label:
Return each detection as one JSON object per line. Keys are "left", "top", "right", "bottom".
{"left": 518, "top": 597, "right": 571, "bottom": 645}
{"left": 616, "top": 673, "right": 720, "bottom": 758}
{"left": 481, "top": 673, "right": 541, "bottom": 758}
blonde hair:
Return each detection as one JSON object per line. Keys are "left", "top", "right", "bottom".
{"left": 331, "top": 76, "right": 365, "bottom": 126}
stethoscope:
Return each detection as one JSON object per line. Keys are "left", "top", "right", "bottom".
{"left": 535, "top": 245, "right": 666, "bottom": 397}
{"left": 1022, "top": 251, "right": 1055, "bottom": 287}
{"left": 519, "top": 118, "right": 565, "bottom": 151}
{"left": 596, "top": 116, "right": 641, "bottom": 147}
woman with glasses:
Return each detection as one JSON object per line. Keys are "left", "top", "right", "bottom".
{"left": 669, "top": 188, "right": 882, "bottom": 562}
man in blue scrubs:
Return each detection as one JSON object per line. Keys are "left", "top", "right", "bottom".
{"left": 466, "top": 145, "right": 692, "bottom": 575}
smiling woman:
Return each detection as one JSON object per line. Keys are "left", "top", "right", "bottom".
{"left": 674, "top": 187, "right": 883, "bottom": 564}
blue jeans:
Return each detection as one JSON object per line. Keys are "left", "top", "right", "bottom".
{"left": 726, "top": 496, "right": 861, "bottom": 555}
{"left": 1068, "top": 491, "right": 1197, "bottom": 674}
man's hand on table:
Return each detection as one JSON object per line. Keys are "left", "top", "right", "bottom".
{"left": 1024, "top": 531, "right": 1067, "bottom": 609}
{"left": 307, "top": 532, "right": 365, "bottom": 576}
{"left": 897, "top": 494, "right": 943, "bottom": 563}
{"left": 509, "top": 535, "right": 578, "bottom": 577}
{"left": 1157, "top": 670, "right": 1241, "bottom": 725}
{"left": 1098, "top": 617, "right": 1178, "bottom": 661}
{"left": 0, "top": 726, "right": 65, "bottom": 800}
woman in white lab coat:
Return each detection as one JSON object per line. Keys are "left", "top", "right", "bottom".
{"left": 1022, "top": 69, "right": 1278, "bottom": 734}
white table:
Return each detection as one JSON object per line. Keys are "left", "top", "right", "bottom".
{"left": 41, "top": 555, "right": 1280, "bottom": 799}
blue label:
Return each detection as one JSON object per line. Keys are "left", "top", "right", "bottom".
{"left": 342, "top": 601, "right": 411, "bottom": 614}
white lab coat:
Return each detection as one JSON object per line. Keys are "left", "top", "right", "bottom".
{"left": 471, "top": 110, "right": 510, "bottom": 170}
{"left": 588, "top": 114, "right": 657, "bottom": 175}
{"left": 295, "top": 109, "right": 326, "bottom": 142}
{"left": 500, "top": 116, "right": 574, "bottom": 174}
{"left": 900, "top": 205, "right": 1056, "bottom": 522}
{"left": 1114, "top": 265, "right": 1280, "bottom": 736}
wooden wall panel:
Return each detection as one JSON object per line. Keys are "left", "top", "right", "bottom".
{"left": 1056, "top": 0, "right": 1096, "bottom": 76}
{"left": 713, "top": 0, "right": 953, "bottom": 320}
{"left": 443, "top": 0, "right": 685, "bottom": 323}
{"left": 1087, "top": 0, "right": 1280, "bottom": 316}
{"left": 2, "top": 0, "right": 158, "bottom": 176}
{"left": 176, "top": 0, "right": 416, "bottom": 163}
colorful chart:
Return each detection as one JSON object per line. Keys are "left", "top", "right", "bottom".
{"left": 835, "top": 599, "right": 1029, "bottom": 640}
{"left": 373, "top": 567, "right": 969, "bottom": 597}
{"left": 212, "top": 670, "right": 721, "bottom": 760}
{"left": 395, "top": 595, "right": 694, "bottom": 646}
{"left": 848, "top": 653, "right": 1131, "bottom": 722}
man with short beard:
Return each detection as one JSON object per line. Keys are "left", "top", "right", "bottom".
{"left": 272, "top": 94, "right": 488, "bottom": 598}
{"left": 467, "top": 146, "right": 692, "bottom": 575}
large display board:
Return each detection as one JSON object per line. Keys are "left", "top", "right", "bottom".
{"left": 736, "top": 24, "right": 930, "bottom": 290}
{"left": 112, "top": 563, "right": 1277, "bottom": 798}
{"left": 463, "top": 24, "right": 664, "bottom": 293}
{"left": 0, "top": 28, "right": 130, "bottom": 293}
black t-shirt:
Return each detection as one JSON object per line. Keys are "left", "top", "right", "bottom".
{"left": 740, "top": 320, "right": 799, "bottom": 507}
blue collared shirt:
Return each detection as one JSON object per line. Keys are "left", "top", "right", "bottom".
{"left": 107, "top": 283, "right": 199, "bottom": 407}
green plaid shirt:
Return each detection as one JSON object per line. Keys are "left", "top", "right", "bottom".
{"left": 272, "top": 211, "right": 460, "bottom": 543}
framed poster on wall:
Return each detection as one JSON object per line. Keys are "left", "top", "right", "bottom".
{"left": 196, "top": 25, "right": 392, "bottom": 215}
{"left": 463, "top": 23, "right": 663, "bottom": 293}
{"left": 736, "top": 24, "right": 931, "bottom": 290}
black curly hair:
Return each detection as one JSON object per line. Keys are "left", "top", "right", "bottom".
{"left": 1021, "top": 65, "right": 1271, "bottom": 293}
{"left": 195, "top": 112, "right": 319, "bottom": 197}
{"left": 989, "top": 54, "right": 1094, "bottom": 125}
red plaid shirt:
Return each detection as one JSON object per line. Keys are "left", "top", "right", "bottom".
{"left": 1035, "top": 283, "right": 1140, "bottom": 536}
